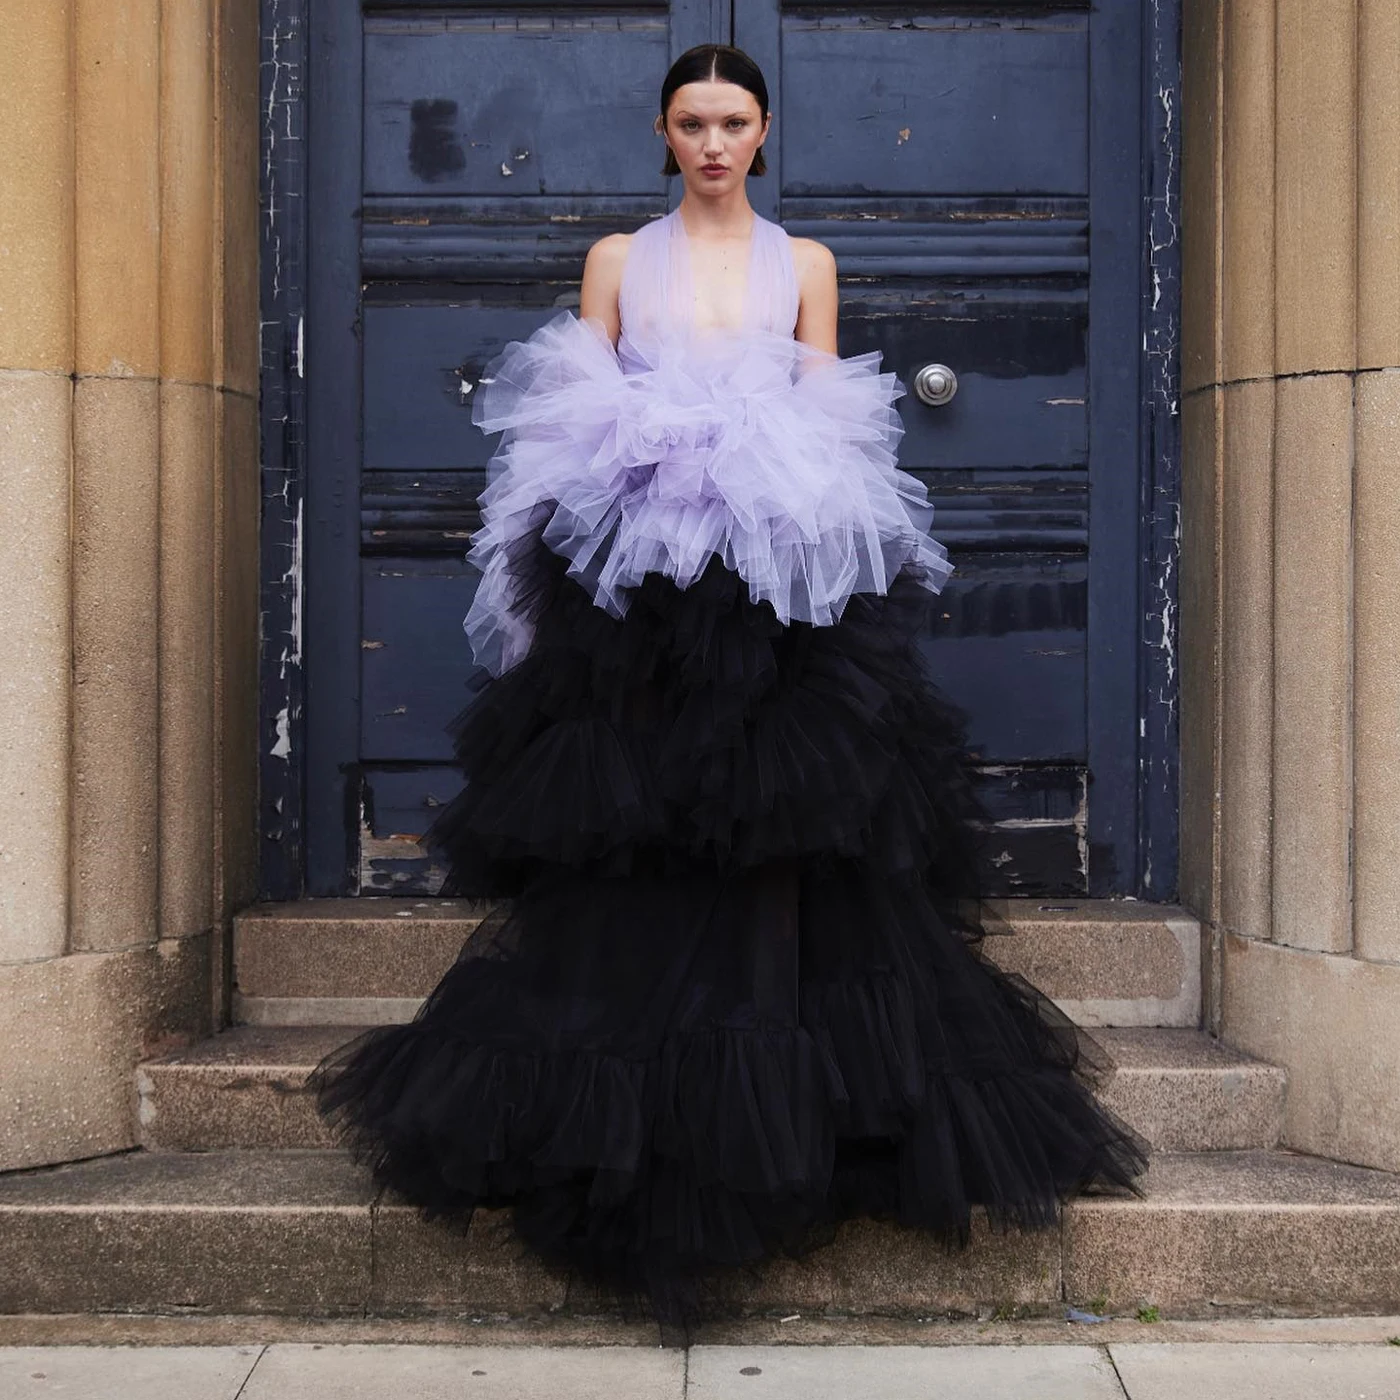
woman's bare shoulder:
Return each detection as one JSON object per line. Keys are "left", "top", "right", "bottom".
{"left": 584, "top": 231, "right": 633, "bottom": 274}
{"left": 580, "top": 231, "right": 633, "bottom": 331}
{"left": 788, "top": 233, "right": 836, "bottom": 280}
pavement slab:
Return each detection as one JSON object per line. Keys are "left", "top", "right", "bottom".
{"left": 0, "top": 1346, "right": 262, "bottom": 1399}
{"left": 686, "top": 1344, "right": 1126, "bottom": 1399}
{"left": 241, "top": 1343, "right": 686, "bottom": 1399}
{"left": 1108, "top": 1341, "right": 1400, "bottom": 1399}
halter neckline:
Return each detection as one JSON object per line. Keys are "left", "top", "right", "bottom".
{"left": 616, "top": 204, "right": 799, "bottom": 357}
{"left": 667, "top": 205, "right": 763, "bottom": 336}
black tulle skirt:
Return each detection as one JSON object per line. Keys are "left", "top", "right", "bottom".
{"left": 312, "top": 532, "right": 1148, "bottom": 1325}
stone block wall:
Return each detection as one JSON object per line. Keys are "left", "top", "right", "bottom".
{"left": 1181, "top": 0, "right": 1400, "bottom": 1173}
{"left": 0, "top": 0, "right": 260, "bottom": 1171}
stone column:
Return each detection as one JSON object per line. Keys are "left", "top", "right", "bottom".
{"left": 1181, "top": 0, "right": 1400, "bottom": 1172}
{"left": 0, "top": 0, "right": 259, "bottom": 1171}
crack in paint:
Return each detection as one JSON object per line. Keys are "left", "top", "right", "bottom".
{"left": 259, "top": 0, "right": 309, "bottom": 873}
{"left": 1139, "top": 0, "right": 1184, "bottom": 894}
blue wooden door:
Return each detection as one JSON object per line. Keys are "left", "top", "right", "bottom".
{"left": 285, "top": 0, "right": 1178, "bottom": 900}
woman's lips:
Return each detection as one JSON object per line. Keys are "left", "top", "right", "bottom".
{"left": 701, "top": 165, "right": 728, "bottom": 176}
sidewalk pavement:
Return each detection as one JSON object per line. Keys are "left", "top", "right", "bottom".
{"left": 2, "top": 1341, "right": 1399, "bottom": 1399}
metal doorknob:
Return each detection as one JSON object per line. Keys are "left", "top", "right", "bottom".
{"left": 912, "top": 363, "right": 958, "bottom": 407}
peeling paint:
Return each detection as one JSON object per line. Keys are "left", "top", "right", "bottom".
{"left": 1075, "top": 771, "right": 1090, "bottom": 889}
{"left": 358, "top": 793, "right": 425, "bottom": 894}
{"left": 278, "top": 496, "right": 303, "bottom": 676}
{"left": 259, "top": 0, "right": 309, "bottom": 895}
{"left": 270, "top": 705, "right": 292, "bottom": 760}
{"left": 1139, "top": 0, "right": 1184, "bottom": 897}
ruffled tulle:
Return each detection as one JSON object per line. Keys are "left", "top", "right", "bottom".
{"left": 313, "top": 535, "right": 1149, "bottom": 1326}
{"left": 432, "top": 534, "right": 987, "bottom": 926}
{"left": 315, "top": 876, "right": 1144, "bottom": 1324}
{"left": 463, "top": 310, "right": 953, "bottom": 676}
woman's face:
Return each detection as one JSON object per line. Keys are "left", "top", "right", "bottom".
{"left": 658, "top": 79, "right": 769, "bottom": 188}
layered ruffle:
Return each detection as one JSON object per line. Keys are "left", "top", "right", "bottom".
{"left": 314, "top": 543, "right": 1149, "bottom": 1326}
{"left": 463, "top": 311, "right": 953, "bottom": 675}
{"left": 314, "top": 859, "right": 1146, "bottom": 1325}
{"left": 428, "top": 535, "right": 984, "bottom": 932}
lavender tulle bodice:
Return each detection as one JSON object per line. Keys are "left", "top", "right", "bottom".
{"left": 463, "top": 206, "right": 954, "bottom": 674}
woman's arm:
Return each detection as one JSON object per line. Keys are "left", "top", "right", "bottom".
{"left": 579, "top": 232, "right": 631, "bottom": 348}
{"left": 792, "top": 236, "right": 839, "bottom": 356}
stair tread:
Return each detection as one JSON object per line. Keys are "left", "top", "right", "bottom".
{"left": 142, "top": 1025, "right": 356, "bottom": 1071}
{"left": 1099, "top": 1146, "right": 1400, "bottom": 1207}
{"left": 0, "top": 1148, "right": 372, "bottom": 1208}
{"left": 1093, "top": 1028, "right": 1283, "bottom": 1073}
{"left": 142, "top": 1025, "right": 1281, "bottom": 1080}
{"left": 234, "top": 896, "right": 1196, "bottom": 936}
{"left": 0, "top": 1146, "right": 1394, "bottom": 1211}
{"left": 979, "top": 898, "right": 1198, "bottom": 929}
{"left": 236, "top": 897, "right": 491, "bottom": 927}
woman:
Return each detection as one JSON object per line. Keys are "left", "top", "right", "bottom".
{"left": 313, "top": 42, "right": 1147, "bottom": 1330}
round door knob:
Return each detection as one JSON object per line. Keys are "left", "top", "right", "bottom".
{"left": 912, "top": 363, "right": 958, "bottom": 407}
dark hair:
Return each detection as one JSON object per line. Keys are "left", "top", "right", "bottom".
{"left": 658, "top": 44, "right": 769, "bottom": 178}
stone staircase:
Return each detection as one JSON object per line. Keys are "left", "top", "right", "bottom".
{"left": 4, "top": 898, "right": 1400, "bottom": 1321}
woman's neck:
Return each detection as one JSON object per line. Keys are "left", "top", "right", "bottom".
{"left": 675, "top": 192, "right": 756, "bottom": 244}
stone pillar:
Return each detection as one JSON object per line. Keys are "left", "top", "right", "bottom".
{"left": 1181, "top": 0, "right": 1400, "bottom": 1172}
{"left": 0, "top": 0, "right": 259, "bottom": 1171}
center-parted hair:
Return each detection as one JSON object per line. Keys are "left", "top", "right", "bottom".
{"left": 659, "top": 44, "right": 770, "bottom": 177}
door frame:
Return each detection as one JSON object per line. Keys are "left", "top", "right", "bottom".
{"left": 257, "top": 0, "right": 1183, "bottom": 902}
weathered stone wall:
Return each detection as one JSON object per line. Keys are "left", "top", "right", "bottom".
{"left": 0, "top": 0, "right": 259, "bottom": 1171}
{"left": 1181, "top": 0, "right": 1400, "bottom": 1172}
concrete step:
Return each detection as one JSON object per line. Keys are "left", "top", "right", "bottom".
{"left": 232, "top": 899, "right": 488, "bottom": 1029}
{"left": 1, "top": 1147, "right": 1397, "bottom": 1318}
{"left": 136, "top": 1026, "right": 1284, "bottom": 1156}
{"left": 232, "top": 897, "right": 1201, "bottom": 1029}
{"left": 978, "top": 899, "right": 1201, "bottom": 1029}
{"left": 1092, "top": 1028, "right": 1285, "bottom": 1153}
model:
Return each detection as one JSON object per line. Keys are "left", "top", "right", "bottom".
{"left": 313, "top": 42, "right": 1147, "bottom": 1330}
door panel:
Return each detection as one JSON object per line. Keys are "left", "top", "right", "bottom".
{"left": 779, "top": 20, "right": 1088, "bottom": 195}
{"left": 364, "top": 16, "right": 672, "bottom": 196}
{"left": 302, "top": 0, "right": 1158, "bottom": 899}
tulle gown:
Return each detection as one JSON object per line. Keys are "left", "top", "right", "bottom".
{"left": 312, "top": 206, "right": 1148, "bottom": 1325}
